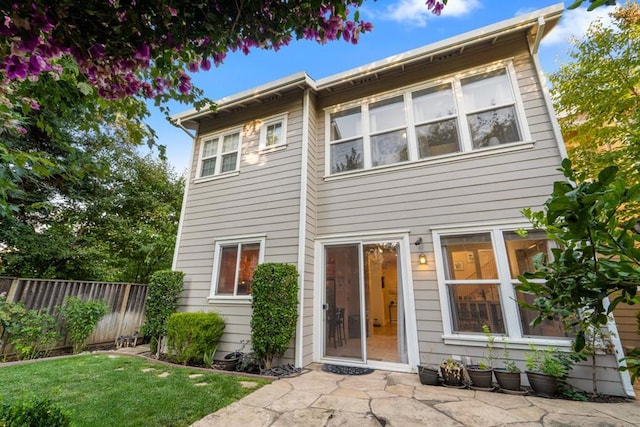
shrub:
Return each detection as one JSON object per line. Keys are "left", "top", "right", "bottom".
{"left": 250, "top": 263, "right": 298, "bottom": 369}
{"left": 166, "top": 311, "right": 225, "bottom": 365}
{"left": 58, "top": 297, "right": 110, "bottom": 354}
{"left": 0, "top": 395, "right": 71, "bottom": 427}
{"left": 141, "top": 270, "right": 185, "bottom": 356}
{"left": 0, "top": 294, "right": 59, "bottom": 360}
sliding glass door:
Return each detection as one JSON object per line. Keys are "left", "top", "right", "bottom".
{"left": 323, "top": 241, "right": 407, "bottom": 365}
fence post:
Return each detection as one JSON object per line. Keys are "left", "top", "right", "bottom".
{"left": 115, "top": 284, "right": 132, "bottom": 339}
{"left": 6, "top": 278, "right": 20, "bottom": 302}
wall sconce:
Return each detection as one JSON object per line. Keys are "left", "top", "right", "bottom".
{"left": 419, "top": 253, "right": 427, "bottom": 264}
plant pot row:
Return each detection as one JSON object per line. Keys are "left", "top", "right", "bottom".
{"left": 418, "top": 364, "right": 557, "bottom": 395}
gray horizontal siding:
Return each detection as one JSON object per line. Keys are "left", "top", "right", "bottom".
{"left": 176, "top": 94, "right": 304, "bottom": 365}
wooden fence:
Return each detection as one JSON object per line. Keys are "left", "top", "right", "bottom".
{"left": 0, "top": 277, "right": 147, "bottom": 355}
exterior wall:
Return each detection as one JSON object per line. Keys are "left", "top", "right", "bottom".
{"left": 301, "top": 91, "right": 318, "bottom": 366}
{"left": 175, "top": 93, "right": 304, "bottom": 358}
{"left": 313, "top": 37, "right": 627, "bottom": 395}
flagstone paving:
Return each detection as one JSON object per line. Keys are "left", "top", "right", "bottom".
{"left": 191, "top": 364, "right": 640, "bottom": 427}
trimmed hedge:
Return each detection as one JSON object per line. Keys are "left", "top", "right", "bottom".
{"left": 166, "top": 311, "right": 225, "bottom": 365}
{"left": 141, "top": 270, "right": 185, "bottom": 355}
{"left": 250, "top": 263, "right": 298, "bottom": 369}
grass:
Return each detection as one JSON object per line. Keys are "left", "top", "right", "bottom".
{"left": 0, "top": 354, "right": 270, "bottom": 427}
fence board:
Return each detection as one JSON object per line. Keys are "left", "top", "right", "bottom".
{"left": 0, "top": 277, "right": 147, "bottom": 356}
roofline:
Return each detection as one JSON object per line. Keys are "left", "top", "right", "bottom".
{"left": 171, "top": 3, "right": 563, "bottom": 123}
{"left": 172, "top": 72, "right": 314, "bottom": 123}
{"left": 316, "top": 3, "right": 563, "bottom": 90}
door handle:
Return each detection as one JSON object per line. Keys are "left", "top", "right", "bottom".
{"left": 322, "top": 304, "right": 328, "bottom": 310}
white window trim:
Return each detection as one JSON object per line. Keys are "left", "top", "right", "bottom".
{"left": 432, "top": 223, "right": 572, "bottom": 348}
{"left": 258, "top": 113, "right": 288, "bottom": 152}
{"left": 194, "top": 125, "right": 243, "bottom": 182}
{"left": 324, "top": 59, "right": 532, "bottom": 177}
{"left": 208, "top": 235, "right": 266, "bottom": 302}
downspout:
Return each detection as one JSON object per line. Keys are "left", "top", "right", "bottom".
{"left": 295, "top": 90, "right": 311, "bottom": 367}
{"left": 604, "top": 298, "right": 636, "bottom": 398}
{"left": 172, "top": 119, "right": 198, "bottom": 271}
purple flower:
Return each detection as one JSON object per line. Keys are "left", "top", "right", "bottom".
{"left": 30, "top": 100, "right": 40, "bottom": 110}
{"left": 88, "top": 44, "right": 105, "bottom": 59}
{"left": 188, "top": 62, "right": 199, "bottom": 72}
{"left": 28, "top": 55, "right": 47, "bottom": 74}
{"left": 426, "top": 0, "right": 436, "bottom": 9}
{"left": 5, "top": 55, "right": 27, "bottom": 79}
{"left": 178, "top": 73, "right": 191, "bottom": 94}
{"left": 200, "top": 58, "right": 211, "bottom": 71}
{"left": 433, "top": 2, "right": 444, "bottom": 15}
{"left": 167, "top": 5, "right": 177, "bottom": 16}
{"left": 134, "top": 44, "right": 150, "bottom": 61}
{"left": 17, "top": 126, "right": 27, "bottom": 134}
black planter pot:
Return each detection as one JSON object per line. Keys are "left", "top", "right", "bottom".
{"left": 494, "top": 368, "right": 521, "bottom": 391}
{"left": 466, "top": 366, "right": 493, "bottom": 389}
{"left": 440, "top": 367, "right": 465, "bottom": 387}
{"left": 213, "top": 354, "right": 240, "bottom": 371}
{"left": 417, "top": 365, "right": 440, "bottom": 386}
{"left": 526, "top": 371, "right": 557, "bottom": 396}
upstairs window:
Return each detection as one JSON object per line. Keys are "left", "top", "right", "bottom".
{"left": 325, "top": 62, "right": 530, "bottom": 176}
{"left": 198, "top": 129, "right": 241, "bottom": 178}
{"left": 259, "top": 114, "right": 288, "bottom": 151}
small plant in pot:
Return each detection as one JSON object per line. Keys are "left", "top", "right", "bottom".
{"left": 440, "top": 358, "right": 466, "bottom": 388}
{"left": 493, "top": 337, "right": 523, "bottom": 392}
{"left": 466, "top": 324, "right": 495, "bottom": 390}
{"left": 524, "top": 344, "right": 575, "bottom": 397}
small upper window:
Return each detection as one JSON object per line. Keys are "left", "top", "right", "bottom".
{"left": 198, "top": 129, "right": 241, "bottom": 178}
{"left": 259, "top": 114, "right": 288, "bottom": 151}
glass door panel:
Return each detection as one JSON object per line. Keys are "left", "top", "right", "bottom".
{"left": 324, "top": 244, "right": 363, "bottom": 360}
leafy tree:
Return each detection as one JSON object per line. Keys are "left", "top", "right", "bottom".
{"left": 58, "top": 297, "right": 110, "bottom": 354}
{"left": 517, "top": 159, "right": 640, "bottom": 388}
{"left": 0, "top": 146, "right": 183, "bottom": 283}
{"left": 549, "top": 2, "right": 640, "bottom": 215}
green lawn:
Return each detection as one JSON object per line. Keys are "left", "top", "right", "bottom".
{"left": 0, "top": 354, "right": 269, "bottom": 427}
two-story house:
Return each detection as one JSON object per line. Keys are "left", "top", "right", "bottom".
{"left": 171, "top": 3, "right": 634, "bottom": 397}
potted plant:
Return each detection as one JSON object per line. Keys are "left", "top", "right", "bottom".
{"left": 466, "top": 325, "right": 495, "bottom": 390}
{"left": 440, "top": 358, "right": 466, "bottom": 388}
{"left": 213, "top": 340, "right": 247, "bottom": 371}
{"left": 524, "top": 344, "right": 575, "bottom": 396}
{"left": 417, "top": 363, "right": 440, "bottom": 386}
{"left": 493, "top": 338, "right": 522, "bottom": 392}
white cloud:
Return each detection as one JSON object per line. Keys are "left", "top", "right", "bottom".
{"left": 541, "top": 6, "right": 614, "bottom": 46}
{"left": 385, "top": 0, "right": 481, "bottom": 27}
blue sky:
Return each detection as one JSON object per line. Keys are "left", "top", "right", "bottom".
{"left": 144, "top": 0, "right": 615, "bottom": 173}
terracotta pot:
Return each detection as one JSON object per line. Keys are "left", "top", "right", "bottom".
{"left": 417, "top": 365, "right": 439, "bottom": 386}
{"left": 466, "top": 365, "right": 493, "bottom": 389}
{"left": 526, "top": 371, "right": 557, "bottom": 396}
{"left": 494, "top": 368, "right": 521, "bottom": 391}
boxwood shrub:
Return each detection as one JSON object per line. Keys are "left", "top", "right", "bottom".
{"left": 0, "top": 395, "right": 70, "bottom": 427}
{"left": 166, "top": 311, "right": 225, "bottom": 365}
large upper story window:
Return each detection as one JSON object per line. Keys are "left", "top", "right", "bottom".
{"left": 198, "top": 128, "right": 242, "bottom": 179}
{"left": 325, "top": 62, "right": 530, "bottom": 176}
{"left": 211, "top": 236, "right": 265, "bottom": 299}
{"left": 434, "top": 226, "right": 569, "bottom": 341}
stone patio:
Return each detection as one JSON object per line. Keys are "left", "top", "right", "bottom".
{"left": 191, "top": 364, "right": 640, "bottom": 427}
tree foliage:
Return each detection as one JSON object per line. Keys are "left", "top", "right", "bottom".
{"left": 549, "top": 2, "right": 640, "bottom": 213}
{"left": 250, "top": 263, "right": 299, "bottom": 369}
{"left": 58, "top": 296, "right": 109, "bottom": 354}
{"left": 517, "top": 159, "right": 640, "bottom": 378}
{"left": 0, "top": 146, "right": 183, "bottom": 283}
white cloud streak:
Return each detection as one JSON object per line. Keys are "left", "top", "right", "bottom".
{"left": 385, "top": 0, "right": 481, "bottom": 27}
{"left": 541, "top": 6, "right": 614, "bottom": 46}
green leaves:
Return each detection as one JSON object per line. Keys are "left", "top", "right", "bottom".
{"left": 250, "top": 263, "right": 299, "bottom": 369}
{"left": 142, "top": 270, "right": 185, "bottom": 355}
{"left": 58, "top": 297, "right": 109, "bottom": 354}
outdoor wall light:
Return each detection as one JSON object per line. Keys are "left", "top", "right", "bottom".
{"left": 414, "top": 237, "right": 423, "bottom": 246}
{"left": 419, "top": 253, "right": 427, "bottom": 264}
